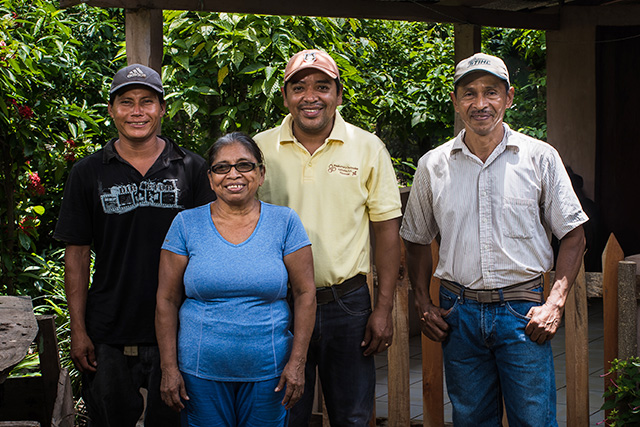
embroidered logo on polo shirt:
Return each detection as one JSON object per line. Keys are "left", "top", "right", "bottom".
{"left": 327, "top": 163, "right": 358, "bottom": 176}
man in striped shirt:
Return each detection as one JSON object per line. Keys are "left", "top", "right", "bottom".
{"left": 400, "top": 53, "right": 587, "bottom": 427}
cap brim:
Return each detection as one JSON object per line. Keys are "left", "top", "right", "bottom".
{"left": 110, "top": 81, "right": 164, "bottom": 96}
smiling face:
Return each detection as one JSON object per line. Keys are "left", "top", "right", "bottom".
{"left": 283, "top": 68, "right": 343, "bottom": 141}
{"left": 208, "top": 142, "right": 265, "bottom": 207}
{"left": 451, "top": 72, "right": 514, "bottom": 141}
{"left": 108, "top": 86, "right": 165, "bottom": 145}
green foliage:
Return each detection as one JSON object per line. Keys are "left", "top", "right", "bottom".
{"left": 159, "top": 14, "right": 457, "bottom": 159}
{"left": 484, "top": 27, "right": 547, "bottom": 139}
{"left": 0, "top": 0, "right": 121, "bottom": 295}
{"left": 601, "top": 357, "right": 640, "bottom": 426}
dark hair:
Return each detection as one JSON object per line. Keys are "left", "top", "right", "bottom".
{"left": 206, "top": 132, "right": 264, "bottom": 166}
{"left": 283, "top": 77, "right": 343, "bottom": 96}
{"left": 108, "top": 84, "right": 165, "bottom": 105}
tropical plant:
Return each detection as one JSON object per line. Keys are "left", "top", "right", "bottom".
{"left": 0, "top": 0, "right": 121, "bottom": 295}
{"left": 601, "top": 356, "right": 640, "bottom": 426}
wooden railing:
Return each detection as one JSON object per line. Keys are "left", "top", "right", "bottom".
{"left": 379, "top": 232, "right": 640, "bottom": 426}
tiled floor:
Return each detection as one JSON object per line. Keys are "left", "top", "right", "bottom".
{"left": 374, "top": 298, "right": 606, "bottom": 426}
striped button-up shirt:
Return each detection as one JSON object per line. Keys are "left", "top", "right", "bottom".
{"left": 400, "top": 124, "right": 588, "bottom": 290}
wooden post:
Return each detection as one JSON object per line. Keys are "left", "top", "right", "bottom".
{"left": 617, "top": 261, "right": 638, "bottom": 359}
{"left": 602, "top": 234, "right": 623, "bottom": 380}
{"left": 35, "top": 315, "right": 60, "bottom": 427}
{"left": 453, "top": 24, "right": 481, "bottom": 136}
{"left": 422, "top": 240, "right": 444, "bottom": 427}
{"left": 125, "top": 8, "right": 163, "bottom": 73}
{"left": 388, "top": 242, "right": 411, "bottom": 426}
{"left": 564, "top": 260, "right": 590, "bottom": 427}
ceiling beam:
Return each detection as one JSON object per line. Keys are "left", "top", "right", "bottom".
{"left": 59, "top": 0, "right": 560, "bottom": 30}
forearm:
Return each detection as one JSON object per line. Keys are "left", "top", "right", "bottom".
{"left": 403, "top": 239, "right": 433, "bottom": 310}
{"left": 372, "top": 218, "right": 401, "bottom": 313}
{"left": 64, "top": 244, "right": 91, "bottom": 335}
{"left": 547, "top": 225, "right": 586, "bottom": 310}
{"left": 156, "top": 299, "right": 181, "bottom": 370}
{"left": 289, "top": 291, "right": 316, "bottom": 362}
{"left": 156, "top": 250, "right": 188, "bottom": 371}
{"left": 284, "top": 245, "right": 316, "bottom": 363}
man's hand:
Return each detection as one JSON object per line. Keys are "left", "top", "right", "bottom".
{"left": 361, "top": 307, "right": 393, "bottom": 356}
{"left": 525, "top": 302, "right": 563, "bottom": 344}
{"left": 70, "top": 330, "right": 97, "bottom": 373}
{"left": 160, "top": 366, "right": 189, "bottom": 412}
{"left": 418, "top": 300, "right": 450, "bottom": 342}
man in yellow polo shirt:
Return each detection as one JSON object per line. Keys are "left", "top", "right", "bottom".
{"left": 255, "top": 49, "right": 402, "bottom": 426}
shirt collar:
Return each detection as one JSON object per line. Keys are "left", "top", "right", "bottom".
{"left": 278, "top": 109, "right": 347, "bottom": 146}
{"left": 450, "top": 123, "right": 519, "bottom": 157}
{"left": 102, "top": 135, "right": 185, "bottom": 165}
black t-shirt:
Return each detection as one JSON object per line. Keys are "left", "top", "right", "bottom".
{"left": 54, "top": 136, "right": 216, "bottom": 345}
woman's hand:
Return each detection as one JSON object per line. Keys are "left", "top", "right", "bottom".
{"left": 160, "top": 366, "right": 189, "bottom": 412}
{"left": 275, "top": 357, "right": 306, "bottom": 409}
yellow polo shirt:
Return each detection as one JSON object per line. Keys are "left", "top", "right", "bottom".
{"left": 255, "top": 111, "right": 402, "bottom": 288}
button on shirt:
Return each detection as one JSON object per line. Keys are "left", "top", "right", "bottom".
{"left": 400, "top": 124, "right": 588, "bottom": 290}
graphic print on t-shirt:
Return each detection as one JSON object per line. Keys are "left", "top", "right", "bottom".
{"left": 100, "top": 179, "right": 182, "bottom": 214}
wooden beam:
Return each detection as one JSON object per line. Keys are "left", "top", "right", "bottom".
{"left": 564, "top": 260, "right": 590, "bottom": 427}
{"left": 388, "top": 242, "right": 412, "bottom": 426}
{"left": 422, "top": 240, "right": 444, "bottom": 427}
{"left": 602, "top": 234, "right": 623, "bottom": 370}
{"left": 453, "top": 23, "right": 481, "bottom": 135}
{"left": 601, "top": 233, "right": 623, "bottom": 420}
{"left": 125, "top": 8, "right": 163, "bottom": 73}
{"left": 59, "top": 0, "right": 560, "bottom": 30}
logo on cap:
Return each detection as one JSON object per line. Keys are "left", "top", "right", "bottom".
{"left": 303, "top": 53, "right": 317, "bottom": 63}
{"left": 468, "top": 59, "right": 491, "bottom": 67}
{"left": 126, "top": 67, "right": 148, "bottom": 80}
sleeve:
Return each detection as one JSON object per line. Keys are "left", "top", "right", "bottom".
{"left": 539, "top": 148, "right": 589, "bottom": 240}
{"left": 283, "top": 208, "right": 311, "bottom": 256}
{"left": 161, "top": 212, "right": 189, "bottom": 256}
{"left": 365, "top": 144, "right": 402, "bottom": 222}
{"left": 53, "top": 162, "right": 94, "bottom": 245}
{"left": 400, "top": 155, "right": 439, "bottom": 245}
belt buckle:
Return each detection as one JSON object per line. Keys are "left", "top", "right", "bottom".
{"left": 476, "top": 291, "right": 494, "bottom": 303}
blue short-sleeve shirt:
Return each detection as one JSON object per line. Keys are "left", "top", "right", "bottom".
{"left": 162, "top": 201, "right": 311, "bottom": 381}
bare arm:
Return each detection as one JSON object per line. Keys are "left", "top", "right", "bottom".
{"left": 64, "top": 244, "right": 96, "bottom": 372}
{"left": 361, "top": 218, "right": 401, "bottom": 356}
{"left": 277, "top": 245, "right": 316, "bottom": 409}
{"left": 156, "top": 249, "right": 189, "bottom": 412}
{"left": 525, "top": 225, "right": 586, "bottom": 343}
{"left": 403, "top": 240, "right": 450, "bottom": 342}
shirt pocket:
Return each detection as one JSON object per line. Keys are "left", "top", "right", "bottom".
{"left": 501, "top": 196, "right": 537, "bottom": 239}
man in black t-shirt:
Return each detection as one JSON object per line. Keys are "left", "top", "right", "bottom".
{"left": 54, "top": 64, "right": 215, "bottom": 426}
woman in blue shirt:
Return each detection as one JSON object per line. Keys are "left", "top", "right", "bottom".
{"left": 156, "top": 132, "right": 316, "bottom": 426}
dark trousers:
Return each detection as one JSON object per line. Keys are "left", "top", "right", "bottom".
{"left": 288, "top": 284, "right": 375, "bottom": 427}
{"left": 82, "top": 343, "right": 180, "bottom": 427}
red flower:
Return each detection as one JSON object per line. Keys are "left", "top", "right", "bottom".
{"left": 18, "top": 105, "right": 34, "bottom": 119}
{"left": 27, "top": 172, "right": 45, "bottom": 195}
{"left": 65, "top": 139, "right": 76, "bottom": 148}
{"left": 64, "top": 152, "right": 76, "bottom": 162}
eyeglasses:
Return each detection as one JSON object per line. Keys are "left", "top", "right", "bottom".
{"left": 209, "top": 161, "right": 261, "bottom": 174}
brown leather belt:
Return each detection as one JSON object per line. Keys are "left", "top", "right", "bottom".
{"left": 440, "top": 276, "right": 544, "bottom": 304}
{"left": 316, "top": 275, "right": 367, "bottom": 305}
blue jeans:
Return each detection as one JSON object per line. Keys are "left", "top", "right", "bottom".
{"left": 82, "top": 343, "right": 180, "bottom": 427}
{"left": 180, "top": 374, "right": 288, "bottom": 426}
{"left": 439, "top": 285, "right": 558, "bottom": 427}
{"left": 288, "top": 284, "right": 375, "bottom": 426}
